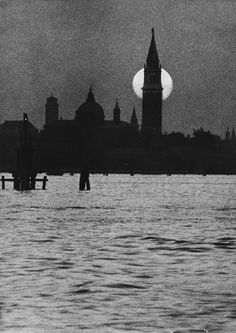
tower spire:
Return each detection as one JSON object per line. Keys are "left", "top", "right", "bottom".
{"left": 130, "top": 107, "right": 138, "bottom": 128}
{"left": 113, "top": 98, "right": 121, "bottom": 123}
{"left": 146, "top": 28, "right": 159, "bottom": 69}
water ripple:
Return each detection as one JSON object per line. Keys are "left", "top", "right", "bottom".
{"left": 0, "top": 174, "right": 235, "bottom": 332}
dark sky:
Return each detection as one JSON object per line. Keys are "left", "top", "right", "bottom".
{"left": 0, "top": 0, "right": 235, "bottom": 136}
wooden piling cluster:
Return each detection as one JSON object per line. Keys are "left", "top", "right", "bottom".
{"left": 1, "top": 175, "right": 48, "bottom": 190}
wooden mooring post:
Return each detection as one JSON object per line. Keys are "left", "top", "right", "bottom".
{"left": 1, "top": 175, "right": 5, "bottom": 189}
{"left": 42, "top": 176, "right": 47, "bottom": 190}
{"left": 79, "top": 168, "right": 90, "bottom": 191}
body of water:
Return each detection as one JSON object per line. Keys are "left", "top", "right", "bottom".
{"left": 0, "top": 174, "right": 235, "bottom": 333}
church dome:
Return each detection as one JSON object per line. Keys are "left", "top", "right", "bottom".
{"left": 75, "top": 88, "right": 105, "bottom": 125}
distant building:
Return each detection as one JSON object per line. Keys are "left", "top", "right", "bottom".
{"left": 39, "top": 88, "right": 139, "bottom": 171}
{"left": 0, "top": 120, "right": 40, "bottom": 171}
{"left": 142, "top": 28, "right": 163, "bottom": 140}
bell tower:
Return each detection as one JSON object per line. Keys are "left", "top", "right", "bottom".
{"left": 45, "top": 94, "right": 58, "bottom": 125}
{"left": 142, "top": 28, "right": 163, "bottom": 138}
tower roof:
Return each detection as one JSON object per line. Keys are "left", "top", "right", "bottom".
{"left": 47, "top": 93, "right": 58, "bottom": 103}
{"left": 131, "top": 107, "right": 138, "bottom": 126}
{"left": 146, "top": 28, "right": 159, "bottom": 67}
{"left": 113, "top": 99, "right": 120, "bottom": 113}
{"left": 131, "top": 107, "right": 137, "bottom": 119}
{"left": 86, "top": 87, "right": 95, "bottom": 103}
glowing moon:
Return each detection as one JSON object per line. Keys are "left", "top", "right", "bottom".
{"left": 132, "top": 68, "right": 173, "bottom": 100}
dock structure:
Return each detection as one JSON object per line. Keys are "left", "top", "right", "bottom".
{"left": 1, "top": 113, "right": 48, "bottom": 190}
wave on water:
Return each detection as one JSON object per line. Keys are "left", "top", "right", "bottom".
{"left": 4, "top": 328, "right": 236, "bottom": 333}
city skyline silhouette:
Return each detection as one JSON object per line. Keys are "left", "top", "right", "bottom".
{"left": 0, "top": 0, "right": 234, "bottom": 136}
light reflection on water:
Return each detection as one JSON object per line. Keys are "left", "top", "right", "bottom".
{"left": 0, "top": 174, "right": 235, "bottom": 333}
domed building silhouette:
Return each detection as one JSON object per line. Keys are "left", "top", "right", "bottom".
{"left": 75, "top": 87, "right": 105, "bottom": 126}
{"left": 40, "top": 87, "right": 139, "bottom": 172}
